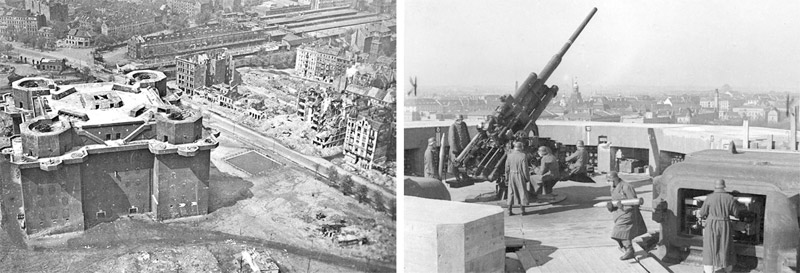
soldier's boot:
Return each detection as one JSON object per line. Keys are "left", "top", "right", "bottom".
{"left": 520, "top": 206, "right": 525, "bottom": 215}
{"left": 619, "top": 245, "right": 635, "bottom": 260}
{"left": 507, "top": 207, "right": 514, "bottom": 216}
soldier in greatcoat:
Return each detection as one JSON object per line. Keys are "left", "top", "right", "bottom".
{"left": 447, "top": 115, "right": 470, "bottom": 182}
{"left": 606, "top": 171, "right": 647, "bottom": 260}
{"left": 698, "top": 179, "right": 741, "bottom": 273}
{"left": 423, "top": 137, "right": 438, "bottom": 179}
{"left": 504, "top": 141, "right": 530, "bottom": 216}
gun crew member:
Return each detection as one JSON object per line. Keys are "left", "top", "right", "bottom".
{"left": 566, "top": 140, "right": 589, "bottom": 176}
{"left": 533, "top": 146, "right": 560, "bottom": 198}
{"left": 505, "top": 141, "right": 531, "bottom": 216}
{"left": 423, "top": 137, "right": 439, "bottom": 179}
{"left": 698, "top": 179, "right": 742, "bottom": 273}
{"left": 606, "top": 171, "right": 647, "bottom": 260}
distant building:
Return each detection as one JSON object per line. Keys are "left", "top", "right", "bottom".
{"left": 295, "top": 44, "right": 352, "bottom": 83}
{"left": 767, "top": 108, "right": 781, "bottom": 124}
{"left": 310, "top": 0, "right": 354, "bottom": 9}
{"left": 65, "top": 28, "right": 93, "bottom": 48}
{"left": 731, "top": 106, "right": 769, "bottom": 121}
{"left": 33, "top": 58, "right": 64, "bottom": 71}
{"left": 24, "top": 0, "right": 68, "bottom": 22}
{"left": 166, "top": 0, "right": 213, "bottom": 15}
{"left": 0, "top": 9, "right": 46, "bottom": 36}
{"left": 101, "top": 15, "right": 164, "bottom": 38}
{"left": 218, "top": 0, "right": 242, "bottom": 12}
{"left": 175, "top": 49, "right": 238, "bottom": 94}
{"left": 127, "top": 24, "right": 282, "bottom": 59}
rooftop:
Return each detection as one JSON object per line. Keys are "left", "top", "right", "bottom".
{"left": 42, "top": 82, "right": 165, "bottom": 126}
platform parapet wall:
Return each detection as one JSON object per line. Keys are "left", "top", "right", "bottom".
{"left": 153, "top": 150, "right": 210, "bottom": 221}
{"left": 126, "top": 70, "right": 168, "bottom": 97}
{"left": 405, "top": 196, "right": 505, "bottom": 273}
{"left": 11, "top": 77, "right": 55, "bottom": 111}
{"left": 21, "top": 116, "right": 77, "bottom": 159}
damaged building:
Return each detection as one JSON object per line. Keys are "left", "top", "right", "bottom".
{"left": 0, "top": 70, "right": 219, "bottom": 242}
{"left": 175, "top": 49, "right": 239, "bottom": 94}
{"left": 294, "top": 43, "right": 353, "bottom": 83}
{"left": 343, "top": 107, "right": 395, "bottom": 171}
{"left": 296, "top": 87, "right": 347, "bottom": 149}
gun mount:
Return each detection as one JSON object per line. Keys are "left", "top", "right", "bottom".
{"left": 454, "top": 8, "right": 598, "bottom": 181}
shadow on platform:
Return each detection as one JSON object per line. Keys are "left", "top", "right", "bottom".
{"left": 505, "top": 236, "right": 558, "bottom": 273}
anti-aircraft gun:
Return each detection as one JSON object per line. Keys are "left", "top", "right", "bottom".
{"left": 453, "top": 8, "right": 598, "bottom": 182}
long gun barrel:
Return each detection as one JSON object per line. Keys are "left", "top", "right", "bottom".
{"left": 455, "top": 8, "right": 598, "bottom": 180}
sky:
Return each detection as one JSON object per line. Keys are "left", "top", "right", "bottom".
{"left": 404, "top": 0, "right": 800, "bottom": 94}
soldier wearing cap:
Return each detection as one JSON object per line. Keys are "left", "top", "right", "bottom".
{"left": 423, "top": 137, "right": 439, "bottom": 179}
{"left": 606, "top": 171, "right": 647, "bottom": 260}
{"left": 504, "top": 141, "right": 531, "bottom": 216}
{"left": 698, "top": 179, "right": 742, "bottom": 273}
{"left": 566, "top": 140, "right": 589, "bottom": 176}
{"left": 448, "top": 115, "right": 471, "bottom": 182}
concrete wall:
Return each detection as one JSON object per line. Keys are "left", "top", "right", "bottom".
{"left": 156, "top": 115, "right": 203, "bottom": 145}
{"left": 81, "top": 150, "right": 154, "bottom": 229}
{"left": 153, "top": 150, "right": 210, "bottom": 220}
{"left": 405, "top": 196, "right": 505, "bottom": 273}
{"left": 21, "top": 119, "right": 76, "bottom": 158}
{"left": 20, "top": 164, "right": 83, "bottom": 235}
{"left": 404, "top": 121, "right": 796, "bottom": 176}
{"left": 81, "top": 122, "right": 147, "bottom": 143}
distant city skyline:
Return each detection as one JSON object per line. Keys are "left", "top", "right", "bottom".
{"left": 405, "top": 0, "right": 800, "bottom": 94}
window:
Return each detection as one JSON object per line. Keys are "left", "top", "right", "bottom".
{"left": 105, "top": 134, "right": 111, "bottom": 140}
{"left": 115, "top": 133, "right": 121, "bottom": 139}
{"left": 163, "top": 135, "right": 168, "bottom": 142}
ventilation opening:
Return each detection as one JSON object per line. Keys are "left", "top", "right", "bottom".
{"left": 96, "top": 211, "right": 106, "bottom": 219}
{"left": 129, "top": 207, "right": 138, "bottom": 214}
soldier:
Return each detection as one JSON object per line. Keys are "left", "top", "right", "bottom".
{"left": 423, "top": 137, "right": 439, "bottom": 179}
{"left": 698, "top": 179, "right": 741, "bottom": 273}
{"left": 532, "top": 146, "right": 560, "bottom": 197}
{"left": 566, "top": 140, "right": 589, "bottom": 176}
{"left": 606, "top": 171, "right": 647, "bottom": 260}
{"left": 504, "top": 141, "right": 530, "bottom": 216}
{"left": 448, "top": 115, "right": 470, "bottom": 182}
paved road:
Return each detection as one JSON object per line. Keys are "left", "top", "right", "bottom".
{"left": 10, "top": 44, "right": 114, "bottom": 80}
{"left": 186, "top": 99, "right": 396, "bottom": 201}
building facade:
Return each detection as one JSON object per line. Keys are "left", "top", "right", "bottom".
{"left": 65, "top": 28, "right": 93, "bottom": 48}
{"left": 166, "top": 0, "right": 213, "bottom": 15}
{"left": 343, "top": 113, "right": 394, "bottom": 170}
{"left": 24, "top": 0, "right": 68, "bottom": 22}
{"left": 0, "top": 9, "right": 46, "bottom": 36}
{"left": 127, "top": 25, "right": 283, "bottom": 59}
{"left": 175, "top": 49, "right": 237, "bottom": 93}
{"left": 295, "top": 44, "right": 351, "bottom": 83}
{"left": 101, "top": 17, "right": 164, "bottom": 38}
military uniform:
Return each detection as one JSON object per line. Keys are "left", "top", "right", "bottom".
{"left": 505, "top": 149, "right": 530, "bottom": 209}
{"left": 423, "top": 141, "right": 438, "bottom": 179}
{"left": 610, "top": 181, "right": 647, "bottom": 241}
{"left": 699, "top": 190, "right": 741, "bottom": 271}
{"left": 447, "top": 118, "right": 470, "bottom": 179}
{"left": 566, "top": 147, "right": 588, "bottom": 175}
{"left": 533, "top": 153, "right": 560, "bottom": 195}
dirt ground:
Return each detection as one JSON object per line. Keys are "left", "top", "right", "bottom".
{"left": 0, "top": 134, "right": 395, "bottom": 272}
